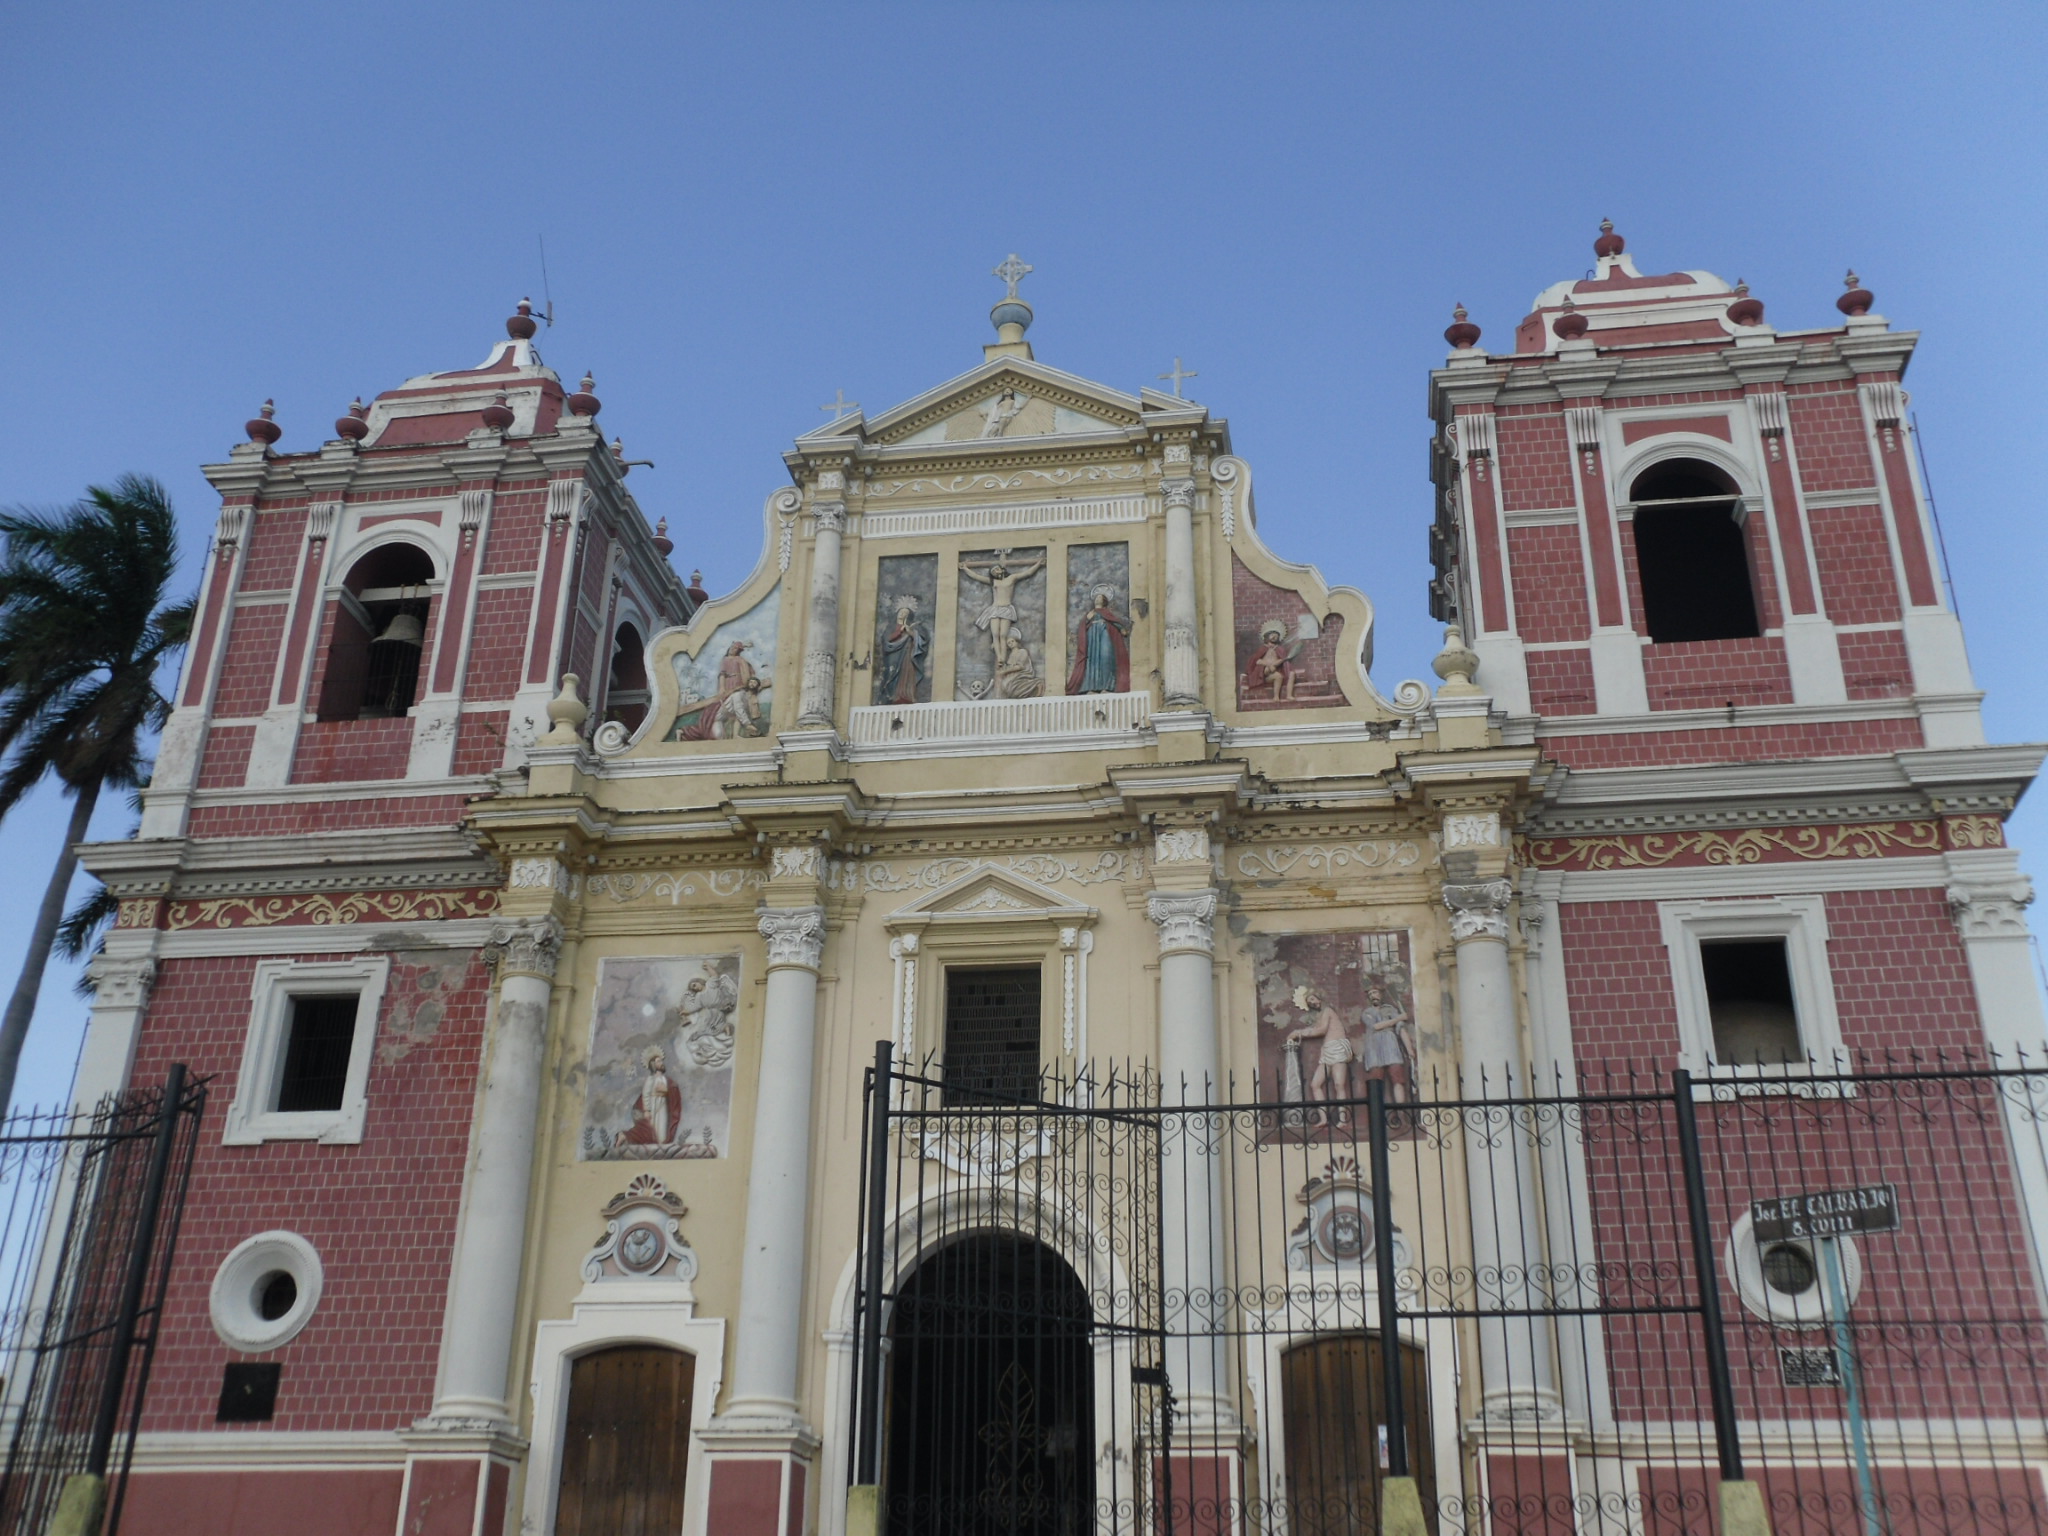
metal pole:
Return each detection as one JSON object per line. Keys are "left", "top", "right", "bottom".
{"left": 1821, "top": 1236, "right": 1883, "bottom": 1536}
{"left": 1671, "top": 1068, "right": 1743, "bottom": 1481}
{"left": 1369, "top": 1078, "right": 1409, "bottom": 1479}
{"left": 855, "top": 1041, "right": 893, "bottom": 1489}
{"left": 86, "top": 1063, "right": 186, "bottom": 1476}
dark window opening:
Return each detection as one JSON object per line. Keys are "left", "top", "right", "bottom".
{"left": 1630, "top": 460, "right": 1759, "bottom": 643}
{"left": 943, "top": 965, "right": 1042, "bottom": 1104}
{"left": 257, "top": 1270, "right": 298, "bottom": 1321}
{"left": 217, "top": 1362, "right": 281, "bottom": 1423}
{"left": 316, "top": 543, "right": 434, "bottom": 721}
{"left": 604, "top": 623, "right": 649, "bottom": 731}
{"left": 1701, "top": 938, "right": 1802, "bottom": 1065}
{"left": 1762, "top": 1242, "right": 1818, "bottom": 1297}
{"left": 276, "top": 994, "right": 358, "bottom": 1113}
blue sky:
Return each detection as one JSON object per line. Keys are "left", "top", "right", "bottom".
{"left": 3, "top": 4, "right": 2044, "bottom": 1104}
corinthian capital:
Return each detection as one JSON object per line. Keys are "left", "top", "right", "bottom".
{"left": 1147, "top": 890, "right": 1216, "bottom": 956}
{"left": 491, "top": 916, "right": 565, "bottom": 980}
{"left": 759, "top": 906, "right": 826, "bottom": 972}
{"left": 1162, "top": 478, "right": 1195, "bottom": 511}
{"left": 1443, "top": 880, "right": 1514, "bottom": 944}
{"left": 812, "top": 500, "right": 847, "bottom": 534}
{"left": 87, "top": 956, "right": 156, "bottom": 1011}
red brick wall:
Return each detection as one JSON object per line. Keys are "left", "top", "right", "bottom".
{"left": 1787, "top": 384, "right": 1876, "bottom": 495}
{"left": 1840, "top": 627, "right": 1912, "bottom": 700}
{"left": 196, "top": 725, "right": 255, "bottom": 790}
{"left": 1506, "top": 526, "right": 1589, "bottom": 643}
{"left": 131, "top": 947, "right": 489, "bottom": 1434}
{"left": 461, "top": 587, "right": 535, "bottom": 701}
{"left": 241, "top": 506, "right": 309, "bottom": 592}
{"left": 1810, "top": 502, "right": 1903, "bottom": 625}
{"left": 292, "top": 719, "right": 412, "bottom": 784}
{"left": 211, "top": 605, "right": 285, "bottom": 720}
{"left": 1641, "top": 636, "right": 1795, "bottom": 711}
{"left": 1537, "top": 716, "right": 1921, "bottom": 769}
{"left": 479, "top": 481, "right": 549, "bottom": 577}
{"left": 1495, "top": 409, "right": 1574, "bottom": 512}
{"left": 185, "top": 794, "right": 469, "bottom": 839}
{"left": 1526, "top": 647, "right": 1596, "bottom": 717}
{"left": 452, "top": 711, "right": 509, "bottom": 775}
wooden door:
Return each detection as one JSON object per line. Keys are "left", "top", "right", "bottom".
{"left": 1280, "top": 1333, "right": 1435, "bottom": 1536}
{"left": 555, "top": 1345, "right": 695, "bottom": 1536}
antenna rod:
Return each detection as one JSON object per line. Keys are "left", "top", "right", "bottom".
{"left": 537, "top": 234, "right": 556, "bottom": 327}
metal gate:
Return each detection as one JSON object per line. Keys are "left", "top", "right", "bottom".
{"left": 848, "top": 1049, "right": 2048, "bottom": 1536}
{"left": 0, "top": 1065, "right": 206, "bottom": 1536}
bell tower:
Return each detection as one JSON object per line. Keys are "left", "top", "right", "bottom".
{"left": 1428, "top": 223, "right": 1979, "bottom": 768}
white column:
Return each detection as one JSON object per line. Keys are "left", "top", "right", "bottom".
{"left": 1147, "top": 885, "right": 1234, "bottom": 1432}
{"left": 1946, "top": 852, "right": 2048, "bottom": 1287}
{"left": 72, "top": 954, "right": 156, "bottom": 1109}
{"left": 724, "top": 906, "right": 827, "bottom": 1420}
{"left": 1443, "top": 879, "right": 1559, "bottom": 1420}
{"left": 796, "top": 502, "right": 845, "bottom": 727}
{"left": 426, "top": 916, "right": 560, "bottom": 1426}
{"left": 1161, "top": 479, "right": 1201, "bottom": 707}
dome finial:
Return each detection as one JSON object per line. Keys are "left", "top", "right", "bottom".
{"left": 507, "top": 298, "right": 539, "bottom": 341}
{"left": 1837, "top": 270, "right": 1875, "bottom": 317}
{"left": 1445, "top": 303, "right": 1481, "bottom": 350}
{"left": 1594, "top": 219, "right": 1625, "bottom": 259}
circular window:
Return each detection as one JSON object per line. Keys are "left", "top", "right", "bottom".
{"left": 210, "top": 1231, "right": 324, "bottom": 1352}
{"left": 1724, "top": 1211, "right": 1859, "bottom": 1329}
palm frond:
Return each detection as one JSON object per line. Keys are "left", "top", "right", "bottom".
{"left": 58, "top": 884, "right": 118, "bottom": 967}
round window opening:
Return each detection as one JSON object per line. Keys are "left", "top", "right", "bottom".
{"left": 210, "top": 1231, "right": 323, "bottom": 1353}
{"left": 1760, "top": 1242, "right": 1816, "bottom": 1297}
{"left": 258, "top": 1270, "right": 299, "bottom": 1321}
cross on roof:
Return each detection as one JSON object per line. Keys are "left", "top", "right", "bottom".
{"left": 819, "top": 389, "right": 860, "bottom": 420}
{"left": 993, "top": 253, "right": 1033, "bottom": 299}
{"left": 1158, "top": 357, "right": 1198, "bottom": 398}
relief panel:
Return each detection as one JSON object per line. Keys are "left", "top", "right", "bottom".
{"left": 1251, "top": 929, "right": 1417, "bottom": 1143}
{"left": 582, "top": 954, "right": 740, "bottom": 1160}
{"left": 1063, "top": 541, "right": 1134, "bottom": 695}
{"left": 1232, "top": 553, "right": 1345, "bottom": 710}
{"left": 955, "top": 546, "right": 1048, "bottom": 700}
{"left": 666, "top": 588, "right": 777, "bottom": 741}
{"left": 873, "top": 553, "right": 939, "bottom": 705}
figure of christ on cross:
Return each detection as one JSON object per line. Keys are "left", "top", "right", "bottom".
{"left": 960, "top": 552, "right": 1045, "bottom": 659}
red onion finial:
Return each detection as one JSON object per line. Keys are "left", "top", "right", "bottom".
{"left": 245, "top": 399, "right": 282, "bottom": 445}
{"left": 1726, "top": 280, "right": 1766, "bottom": 327}
{"left": 481, "top": 391, "right": 515, "bottom": 431}
{"left": 568, "top": 372, "right": 601, "bottom": 417}
{"left": 1594, "top": 218, "right": 1625, "bottom": 259}
{"left": 507, "top": 298, "right": 539, "bottom": 340}
{"left": 1444, "top": 303, "right": 1482, "bottom": 350}
{"left": 1552, "top": 296, "right": 1590, "bottom": 341}
{"left": 1837, "top": 270, "right": 1875, "bottom": 317}
{"left": 335, "top": 397, "right": 370, "bottom": 442}
{"left": 651, "top": 516, "right": 674, "bottom": 557}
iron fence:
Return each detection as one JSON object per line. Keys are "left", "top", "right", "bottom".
{"left": 0, "top": 1066, "right": 206, "bottom": 1536}
{"left": 848, "top": 1049, "right": 2048, "bottom": 1536}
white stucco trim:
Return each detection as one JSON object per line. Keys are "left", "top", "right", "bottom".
{"left": 1657, "top": 894, "right": 1843, "bottom": 1074}
{"left": 222, "top": 957, "right": 389, "bottom": 1145}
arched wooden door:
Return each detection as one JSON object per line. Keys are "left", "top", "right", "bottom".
{"left": 554, "top": 1344, "right": 695, "bottom": 1536}
{"left": 1281, "top": 1332, "right": 1435, "bottom": 1536}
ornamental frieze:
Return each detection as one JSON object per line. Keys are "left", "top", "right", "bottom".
{"left": 163, "top": 888, "right": 501, "bottom": 930}
{"left": 1517, "top": 820, "right": 1974, "bottom": 873}
{"left": 1235, "top": 841, "right": 1431, "bottom": 881}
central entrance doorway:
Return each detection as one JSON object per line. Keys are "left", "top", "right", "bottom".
{"left": 884, "top": 1233, "right": 1096, "bottom": 1535}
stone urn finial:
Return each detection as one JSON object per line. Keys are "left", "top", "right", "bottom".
{"left": 539, "top": 674, "right": 590, "bottom": 745}
{"left": 1432, "top": 626, "right": 1481, "bottom": 694}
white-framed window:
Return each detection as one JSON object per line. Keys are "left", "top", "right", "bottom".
{"left": 1658, "top": 895, "right": 1843, "bottom": 1076}
{"left": 223, "top": 957, "right": 389, "bottom": 1145}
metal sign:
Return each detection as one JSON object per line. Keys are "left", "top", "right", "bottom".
{"left": 1751, "top": 1182, "right": 1900, "bottom": 1242}
{"left": 1779, "top": 1347, "right": 1843, "bottom": 1388}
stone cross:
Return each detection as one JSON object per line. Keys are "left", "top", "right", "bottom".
{"left": 993, "top": 253, "right": 1034, "bottom": 299}
{"left": 819, "top": 389, "right": 859, "bottom": 419}
{"left": 1158, "top": 357, "right": 1198, "bottom": 398}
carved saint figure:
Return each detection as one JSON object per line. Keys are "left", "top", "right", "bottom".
{"left": 874, "top": 596, "right": 930, "bottom": 705}
{"left": 712, "top": 677, "right": 766, "bottom": 739}
{"left": 1287, "top": 986, "right": 1355, "bottom": 1120}
{"left": 1066, "top": 586, "right": 1133, "bottom": 694}
{"left": 1244, "top": 620, "right": 1302, "bottom": 702}
{"left": 994, "top": 632, "right": 1042, "bottom": 698}
{"left": 1355, "top": 982, "right": 1412, "bottom": 1101}
{"left": 615, "top": 1048, "right": 683, "bottom": 1149}
{"left": 961, "top": 553, "right": 1045, "bottom": 660}
{"left": 978, "top": 388, "right": 1027, "bottom": 438}
{"left": 671, "top": 639, "right": 760, "bottom": 740}
{"left": 679, "top": 971, "right": 739, "bottom": 1067}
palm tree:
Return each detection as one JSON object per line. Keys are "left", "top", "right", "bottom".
{"left": 0, "top": 476, "right": 192, "bottom": 1112}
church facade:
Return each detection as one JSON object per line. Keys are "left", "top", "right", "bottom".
{"left": 69, "top": 231, "right": 2048, "bottom": 1536}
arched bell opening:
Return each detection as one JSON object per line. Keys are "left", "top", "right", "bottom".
{"left": 604, "top": 622, "right": 650, "bottom": 731}
{"left": 884, "top": 1231, "right": 1096, "bottom": 1536}
{"left": 316, "top": 542, "right": 435, "bottom": 721}
{"left": 1628, "top": 458, "right": 1760, "bottom": 644}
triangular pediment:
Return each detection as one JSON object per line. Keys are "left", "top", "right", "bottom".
{"left": 853, "top": 358, "right": 1145, "bottom": 449}
{"left": 883, "top": 862, "right": 1097, "bottom": 926}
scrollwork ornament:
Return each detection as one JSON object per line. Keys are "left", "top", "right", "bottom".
{"left": 1442, "top": 880, "right": 1514, "bottom": 944}
{"left": 1147, "top": 890, "right": 1217, "bottom": 956}
{"left": 491, "top": 915, "right": 564, "bottom": 979}
{"left": 758, "top": 906, "right": 826, "bottom": 971}
{"left": 1154, "top": 827, "right": 1211, "bottom": 865}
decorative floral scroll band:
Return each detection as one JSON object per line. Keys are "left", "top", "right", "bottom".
{"left": 165, "top": 888, "right": 501, "bottom": 930}
{"left": 1518, "top": 821, "right": 1962, "bottom": 873}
